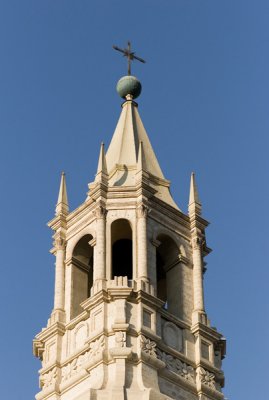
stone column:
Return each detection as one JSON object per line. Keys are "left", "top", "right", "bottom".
{"left": 53, "top": 237, "right": 66, "bottom": 311}
{"left": 192, "top": 237, "right": 205, "bottom": 313}
{"left": 136, "top": 204, "right": 149, "bottom": 281}
{"left": 94, "top": 204, "right": 107, "bottom": 282}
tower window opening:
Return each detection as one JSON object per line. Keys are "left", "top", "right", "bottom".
{"left": 156, "top": 251, "right": 167, "bottom": 305}
{"left": 111, "top": 219, "right": 133, "bottom": 280}
{"left": 156, "top": 234, "right": 179, "bottom": 314}
{"left": 71, "top": 234, "right": 93, "bottom": 318}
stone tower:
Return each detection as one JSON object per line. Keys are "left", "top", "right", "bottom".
{"left": 33, "top": 74, "right": 226, "bottom": 400}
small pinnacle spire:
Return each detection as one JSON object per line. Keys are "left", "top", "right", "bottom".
{"left": 95, "top": 142, "right": 108, "bottom": 180}
{"left": 56, "top": 172, "right": 69, "bottom": 216}
{"left": 188, "top": 172, "right": 201, "bottom": 215}
{"left": 137, "top": 140, "right": 145, "bottom": 171}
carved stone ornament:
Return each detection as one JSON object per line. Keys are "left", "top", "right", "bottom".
{"left": 40, "top": 367, "right": 57, "bottom": 389}
{"left": 157, "top": 349, "right": 195, "bottom": 383}
{"left": 54, "top": 236, "right": 66, "bottom": 251}
{"left": 140, "top": 335, "right": 157, "bottom": 357}
{"left": 93, "top": 204, "right": 107, "bottom": 219}
{"left": 62, "top": 336, "right": 104, "bottom": 382}
{"left": 198, "top": 367, "right": 215, "bottom": 389}
{"left": 115, "top": 331, "right": 126, "bottom": 348}
{"left": 136, "top": 204, "right": 149, "bottom": 218}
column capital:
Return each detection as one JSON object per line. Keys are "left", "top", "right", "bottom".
{"left": 54, "top": 236, "right": 66, "bottom": 251}
{"left": 93, "top": 204, "right": 107, "bottom": 219}
{"left": 136, "top": 203, "right": 150, "bottom": 218}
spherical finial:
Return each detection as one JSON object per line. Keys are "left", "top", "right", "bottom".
{"left": 116, "top": 75, "right": 142, "bottom": 99}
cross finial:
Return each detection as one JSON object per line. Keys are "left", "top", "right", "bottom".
{"left": 113, "top": 41, "right": 146, "bottom": 75}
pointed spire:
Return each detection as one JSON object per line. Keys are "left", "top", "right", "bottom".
{"left": 137, "top": 140, "right": 145, "bottom": 171}
{"left": 188, "top": 172, "right": 202, "bottom": 216}
{"left": 95, "top": 142, "right": 108, "bottom": 182}
{"left": 55, "top": 172, "right": 69, "bottom": 216}
{"left": 106, "top": 100, "right": 164, "bottom": 179}
{"left": 97, "top": 142, "right": 108, "bottom": 175}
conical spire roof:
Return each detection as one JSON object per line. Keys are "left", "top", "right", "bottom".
{"left": 104, "top": 96, "right": 179, "bottom": 209}
{"left": 106, "top": 97, "right": 164, "bottom": 178}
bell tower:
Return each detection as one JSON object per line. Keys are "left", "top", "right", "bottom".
{"left": 33, "top": 61, "right": 226, "bottom": 400}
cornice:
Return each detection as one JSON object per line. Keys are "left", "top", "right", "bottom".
{"left": 66, "top": 198, "right": 95, "bottom": 223}
{"left": 47, "top": 214, "right": 67, "bottom": 231}
{"left": 191, "top": 322, "right": 223, "bottom": 342}
{"left": 149, "top": 212, "right": 191, "bottom": 243}
{"left": 148, "top": 197, "right": 190, "bottom": 227}
{"left": 158, "top": 307, "right": 191, "bottom": 330}
{"left": 35, "top": 321, "right": 66, "bottom": 342}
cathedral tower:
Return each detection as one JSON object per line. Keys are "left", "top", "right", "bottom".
{"left": 33, "top": 61, "right": 226, "bottom": 400}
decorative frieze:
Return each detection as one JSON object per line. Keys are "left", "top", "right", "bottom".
{"left": 62, "top": 336, "right": 104, "bottom": 382}
{"left": 140, "top": 335, "right": 157, "bottom": 357}
{"left": 157, "top": 349, "right": 195, "bottom": 383}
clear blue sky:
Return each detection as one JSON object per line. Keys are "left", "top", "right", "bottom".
{"left": 0, "top": 1, "right": 268, "bottom": 399}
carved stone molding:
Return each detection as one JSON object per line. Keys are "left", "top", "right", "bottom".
{"left": 198, "top": 367, "right": 215, "bottom": 389}
{"left": 62, "top": 336, "right": 104, "bottom": 382}
{"left": 157, "top": 349, "right": 195, "bottom": 383}
{"left": 40, "top": 367, "right": 57, "bottom": 389}
{"left": 140, "top": 335, "right": 157, "bottom": 357}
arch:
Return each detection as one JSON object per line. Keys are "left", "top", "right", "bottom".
{"left": 66, "top": 228, "right": 96, "bottom": 259}
{"left": 156, "top": 234, "right": 181, "bottom": 316}
{"left": 111, "top": 219, "right": 133, "bottom": 280}
{"left": 71, "top": 234, "right": 94, "bottom": 318}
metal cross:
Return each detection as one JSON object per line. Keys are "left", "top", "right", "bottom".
{"left": 113, "top": 41, "right": 146, "bottom": 76}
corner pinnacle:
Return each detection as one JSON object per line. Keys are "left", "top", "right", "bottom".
{"left": 55, "top": 172, "right": 69, "bottom": 216}
{"left": 188, "top": 172, "right": 201, "bottom": 216}
{"left": 95, "top": 142, "right": 108, "bottom": 181}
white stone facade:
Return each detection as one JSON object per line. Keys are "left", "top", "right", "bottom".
{"left": 33, "top": 96, "right": 226, "bottom": 400}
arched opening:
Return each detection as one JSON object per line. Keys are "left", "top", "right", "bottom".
{"left": 156, "top": 251, "right": 167, "bottom": 304}
{"left": 111, "top": 219, "right": 133, "bottom": 279}
{"left": 156, "top": 234, "right": 180, "bottom": 315}
{"left": 71, "top": 234, "right": 93, "bottom": 318}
